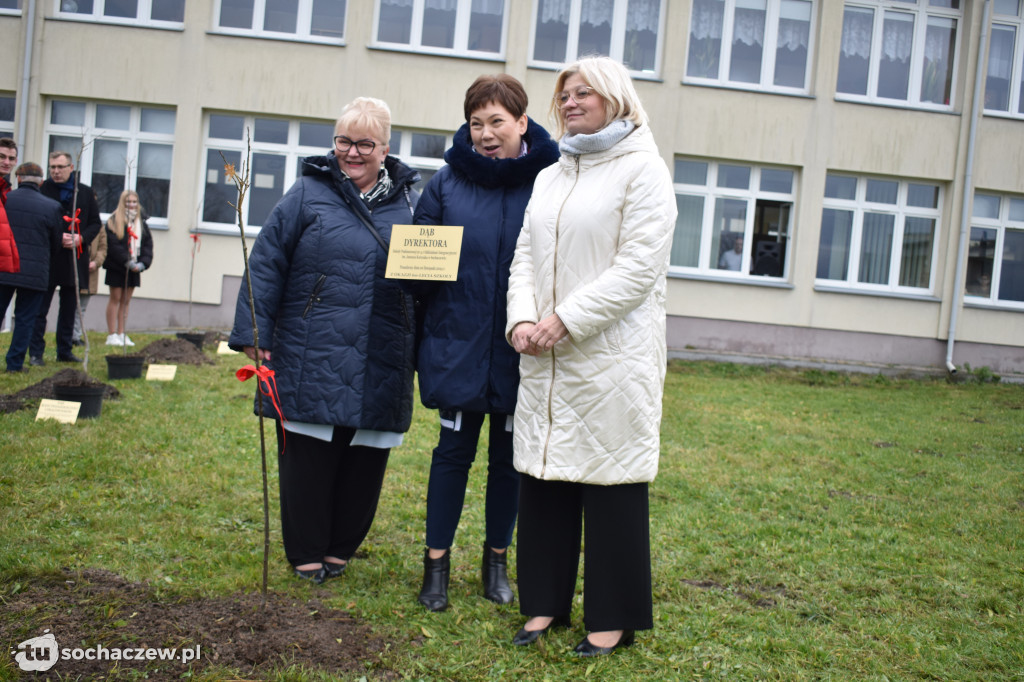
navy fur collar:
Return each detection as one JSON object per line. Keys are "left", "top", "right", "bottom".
{"left": 443, "top": 117, "right": 559, "bottom": 190}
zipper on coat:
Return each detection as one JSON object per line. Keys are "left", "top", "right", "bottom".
{"left": 302, "top": 274, "right": 327, "bottom": 319}
{"left": 541, "top": 155, "right": 582, "bottom": 478}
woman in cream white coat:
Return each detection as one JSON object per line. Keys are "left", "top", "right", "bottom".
{"left": 505, "top": 56, "right": 677, "bottom": 657}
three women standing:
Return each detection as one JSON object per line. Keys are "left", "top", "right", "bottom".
{"left": 229, "top": 97, "right": 419, "bottom": 584}
{"left": 506, "top": 57, "right": 677, "bottom": 656}
{"left": 414, "top": 75, "right": 559, "bottom": 611}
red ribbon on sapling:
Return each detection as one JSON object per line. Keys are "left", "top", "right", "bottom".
{"left": 236, "top": 364, "right": 288, "bottom": 450}
{"left": 63, "top": 208, "right": 82, "bottom": 255}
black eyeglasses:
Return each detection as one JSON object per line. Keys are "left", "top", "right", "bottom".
{"left": 334, "top": 136, "right": 377, "bottom": 155}
{"left": 49, "top": 164, "right": 70, "bottom": 170}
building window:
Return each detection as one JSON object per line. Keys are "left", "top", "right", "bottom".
{"left": 1, "top": 1, "right": 23, "bottom": 16}
{"left": 837, "top": 0, "right": 960, "bottom": 109}
{"left": 45, "top": 99, "right": 176, "bottom": 223}
{"left": 530, "top": 0, "right": 663, "bottom": 75}
{"left": 388, "top": 128, "right": 450, "bottom": 191}
{"left": 201, "top": 114, "right": 334, "bottom": 231}
{"left": 985, "top": 0, "right": 1024, "bottom": 117}
{"left": 215, "top": 0, "right": 346, "bottom": 42}
{"left": 686, "top": 0, "right": 814, "bottom": 93}
{"left": 671, "top": 159, "right": 795, "bottom": 279}
{"left": 374, "top": 0, "right": 505, "bottom": 57}
{"left": 816, "top": 173, "right": 941, "bottom": 293}
{"left": 966, "top": 192, "right": 1024, "bottom": 307}
{"left": 0, "top": 94, "right": 14, "bottom": 138}
{"left": 56, "top": 0, "right": 185, "bottom": 26}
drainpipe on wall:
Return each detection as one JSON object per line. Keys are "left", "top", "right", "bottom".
{"left": 16, "top": 0, "right": 37, "bottom": 151}
{"left": 946, "top": 0, "right": 992, "bottom": 374}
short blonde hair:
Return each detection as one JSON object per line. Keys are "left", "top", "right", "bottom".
{"left": 335, "top": 97, "right": 392, "bottom": 146}
{"left": 549, "top": 56, "right": 648, "bottom": 138}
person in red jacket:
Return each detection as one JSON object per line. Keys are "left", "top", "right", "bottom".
{"left": 0, "top": 138, "right": 19, "bottom": 274}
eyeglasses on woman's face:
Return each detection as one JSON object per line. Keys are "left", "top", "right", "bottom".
{"left": 334, "top": 136, "right": 377, "bottom": 155}
{"left": 555, "top": 86, "right": 595, "bottom": 108}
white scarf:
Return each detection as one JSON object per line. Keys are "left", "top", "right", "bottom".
{"left": 559, "top": 120, "right": 636, "bottom": 156}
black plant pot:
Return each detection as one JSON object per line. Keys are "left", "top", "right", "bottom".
{"left": 106, "top": 354, "right": 145, "bottom": 380}
{"left": 53, "top": 384, "right": 105, "bottom": 418}
{"left": 176, "top": 332, "right": 205, "bottom": 350}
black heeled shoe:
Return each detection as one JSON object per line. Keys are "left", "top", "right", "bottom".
{"left": 573, "top": 630, "right": 635, "bottom": 657}
{"left": 511, "top": 615, "right": 571, "bottom": 646}
{"left": 293, "top": 566, "right": 326, "bottom": 584}
{"left": 324, "top": 561, "right": 347, "bottom": 579}
{"left": 481, "top": 544, "right": 514, "bottom": 604}
{"left": 418, "top": 549, "right": 450, "bottom": 612}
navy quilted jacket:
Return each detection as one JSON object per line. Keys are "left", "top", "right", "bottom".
{"left": 229, "top": 152, "right": 419, "bottom": 431}
{"left": 413, "top": 118, "right": 559, "bottom": 413}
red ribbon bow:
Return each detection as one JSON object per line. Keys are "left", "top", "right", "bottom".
{"left": 236, "top": 364, "right": 288, "bottom": 450}
{"left": 63, "top": 208, "right": 82, "bottom": 255}
{"left": 126, "top": 223, "right": 139, "bottom": 258}
{"left": 190, "top": 233, "right": 201, "bottom": 253}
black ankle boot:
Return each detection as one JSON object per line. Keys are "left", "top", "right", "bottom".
{"left": 481, "top": 543, "right": 514, "bottom": 604}
{"left": 418, "top": 549, "right": 449, "bottom": 612}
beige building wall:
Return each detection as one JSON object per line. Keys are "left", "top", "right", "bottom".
{"left": 2, "top": 1, "right": 1021, "bottom": 373}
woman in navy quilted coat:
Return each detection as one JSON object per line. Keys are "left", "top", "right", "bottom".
{"left": 413, "top": 75, "right": 559, "bottom": 612}
{"left": 230, "top": 97, "right": 418, "bottom": 584}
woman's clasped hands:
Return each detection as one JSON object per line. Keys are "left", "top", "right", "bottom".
{"left": 512, "top": 314, "right": 568, "bottom": 356}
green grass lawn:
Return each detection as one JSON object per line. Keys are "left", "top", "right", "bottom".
{"left": 1, "top": 334, "right": 1022, "bottom": 680}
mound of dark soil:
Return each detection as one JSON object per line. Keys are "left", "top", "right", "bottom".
{"left": 0, "top": 369, "right": 120, "bottom": 414}
{"left": 1, "top": 569, "right": 397, "bottom": 680}
{"left": 140, "top": 338, "right": 215, "bottom": 366}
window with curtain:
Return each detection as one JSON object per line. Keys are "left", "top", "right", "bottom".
{"left": 837, "top": 0, "right": 960, "bottom": 109}
{"left": 671, "top": 158, "right": 795, "bottom": 279}
{"left": 375, "top": 0, "right": 506, "bottom": 57}
{"left": 57, "top": 0, "right": 184, "bottom": 25}
{"left": 530, "top": 0, "right": 664, "bottom": 75}
{"left": 966, "top": 191, "right": 1024, "bottom": 307}
{"left": 201, "top": 114, "right": 334, "bottom": 231}
{"left": 985, "top": 0, "right": 1024, "bottom": 117}
{"left": 44, "top": 99, "right": 176, "bottom": 222}
{"left": 816, "top": 173, "right": 942, "bottom": 293}
{"left": 686, "top": 0, "right": 813, "bottom": 92}
{"left": 214, "top": 0, "right": 346, "bottom": 41}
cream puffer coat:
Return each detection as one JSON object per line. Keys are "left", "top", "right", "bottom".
{"left": 506, "top": 124, "right": 677, "bottom": 485}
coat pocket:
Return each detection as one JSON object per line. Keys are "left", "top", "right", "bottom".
{"left": 302, "top": 273, "right": 327, "bottom": 319}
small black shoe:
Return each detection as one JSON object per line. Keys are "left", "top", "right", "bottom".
{"left": 324, "top": 561, "right": 347, "bottom": 579}
{"left": 71, "top": 338, "right": 85, "bottom": 346}
{"left": 57, "top": 353, "right": 82, "bottom": 363}
{"left": 482, "top": 543, "right": 514, "bottom": 604}
{"left": 417, "top": 549, "right": 450, "bottom": 612}
{"left": 293, "top": 566, "right": 326, "bottom": 584}
{"left": 512, "top": 616, "right": 571, "bottom": 646}
{"left": 573, "top": 630, "right": 635, "bottom": 657}
{"left": 5, "top": 366, "right": 27, "bottom": 373}
{"left": 29, "top": 356, "right": 45, "bottom": 367}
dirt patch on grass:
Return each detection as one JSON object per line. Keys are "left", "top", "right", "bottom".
{"left": 140, "top": 338, "right": 215, "bottom": 366}
{"left": 0, "top": 369, "right": 120, "bottom": 414}
{"left": 1, "top": 569, "right": 398, "bottom": 680}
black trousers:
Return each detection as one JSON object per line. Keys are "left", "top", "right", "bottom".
{"left": 516, "top": 474, "right": 653, "bottom": 632}
{"left": 275, "top": 423, "right": 391, "bottom": 567}
{"left": 29, "top": 285, "right": 76, "bottom": 359}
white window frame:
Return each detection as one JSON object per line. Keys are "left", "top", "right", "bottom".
{"left": 199, "top": 113, "right": 335, "bottom": 235}
{"left": 836, "top": 0, "right": 961, "bottom": 111}
{"left": 684, "top": 0, "right": 817, "bottom": 95}
{"left": 985, "top": 1, "right": 1024, "bottom": 119}
{"left": 54, "top": 0, "right": 184, "bottom": 28}
{"left": 0, "top": 93, "right": 14, "bottom": 138}
{"left": 965, "top": 191, "right": 1024, "bottom": 310}
{"left": 212, "top": 0, "right": 346, "bottom": 44}
{"left": 44, "top": 99, "right": 177, "bottom": 227}
{"left": 388, "top": 128, "right": 451, "bottom": 188}
{"left": 670, "top": 158, "right": 796, "bottom": 281}
{"left": 371, "top": 0, "right": 506, "bottom": 59}
{"left": 528, "top": 0, "right": 666, "bottom": 77}
{"left": 1, "top": 1, "right": 22, "bottom": 17}
{"left": 816, "top": 173, "right": 943, "bottom": 295}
